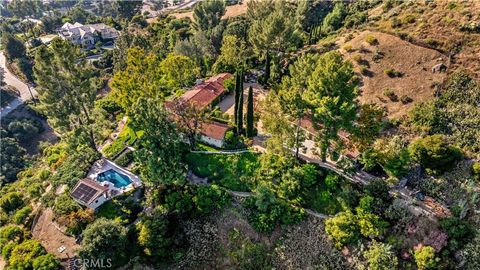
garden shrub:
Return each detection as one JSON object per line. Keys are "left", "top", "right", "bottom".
{"left": 364, "top": 240, "right": 398, "bottom": 270}
{"left": 193, "top": 184, "right": 230, "bottom": 215}
{"left": 342, "top": 44, "right": 354, "bottom": 52}
{"left": 352, "top": 54, "right": 362, "bottom": 63}
{"left": 325, "top": 211, "right": 359, "bottom": 248}
{"left": 439, "top": 217, "right": 474, "bottom": 251}
{"left": 0, "top": 192, "right": 24, "bottom": 213}
{"left": 365, "top": 35, "right": 378, "bottom": 45}
{"left": 402, "top": 14, "right": 416, "bottom": 24}
{"left": 7, "top": 119, "right": 43, "bottom": 143}
{"left": 12, "top": 206, "right": 32, "bottom": 225}
{"left": 400, "top": 95, "right": 413, "bottom": 104}
{"left": 414, "top": 246, "right": 440, "bottom": 270}
{"left": 360, "top": 137, "right": 410, "bottom": 178}
{"left": 383, "top": 88, "right": 398, "bottom": 101}
{"left": 244, "top": 185, "right": 304, "bottom": 233}
{"left": 115, "top": 150, "right": 134, "bottom": 167}
{"left": 473, "top": 162, "right": 480, "bottom": 181}
{"left": 408, "top": 134, "right": 463, "bottom": 174}
{"left": 325, "top": 173, "right": 341, "bottom": 191}
{"left": 383, "top": 68, "right": 402, "bottom": 78}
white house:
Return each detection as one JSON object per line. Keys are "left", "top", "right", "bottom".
{"left": 70, "top": 178, "right": 109, "bottom": 209}
{"left": 58, "top": 22, "right": 119, "bottom": 48}
{"left": 199, "top": 121, "right": 230, "bottom": 148}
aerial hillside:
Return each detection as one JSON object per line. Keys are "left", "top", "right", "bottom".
{"left": 340, "top": 30, "right": 447, "bottom": 119}
{"left": 371, "top": 0, "right": 480, "bottom": 79}
{"left": 1, "top": 0, "right": 479, "bottom": 269}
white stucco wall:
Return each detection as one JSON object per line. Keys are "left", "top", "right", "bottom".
{"left": 200, "top": 135, "right": 224, "bottom": 148}
{"left": 87, "top": 194, "right": 107, "bottom": 209}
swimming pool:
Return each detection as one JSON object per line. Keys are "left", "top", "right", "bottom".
{"left": 97, "top": 169, "right": 132, "bottom": 188}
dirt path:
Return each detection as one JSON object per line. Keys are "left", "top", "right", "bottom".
{"left": 252, "top": 134, "right": 447, "bottom": 220}
{"left": 31, "top": 208, "right": 79, "bottom": 260}
{"left": 187, "top": 171, "right": 331, "bottom": 220}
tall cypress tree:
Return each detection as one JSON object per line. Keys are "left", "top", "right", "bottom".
{"left": 233, "top": 71, "right": 240, "bottom": 125}
{"left": 264, "top": 52, "right": 270, "bottom": 85}
{"left": 237, "top": 84, "right": 244, "bottom": 134}
{"left": 246, "top": 86, "right": 254, "bottom": 137}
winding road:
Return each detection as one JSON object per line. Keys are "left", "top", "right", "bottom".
{"left": 0, "top": 51, "right": 37, "bottom": 119}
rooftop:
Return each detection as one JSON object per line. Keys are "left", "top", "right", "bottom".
{"left": 70, "top": 178, "right": 108, "bottom": 205}
{"left": 173, "top": 73, "right": 233, "bottom": 110}
{"left": 200, "top": 121, "right": 230, "bottom": 140}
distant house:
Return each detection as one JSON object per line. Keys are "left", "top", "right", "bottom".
{"left": 199, "top": 121, "right": 231, "bottom": 148}
{"left": 58, "top": 22, "right": 119, "bottom": 48}
{"left": 70, "top": 178, "right": 109, "bottom": 209}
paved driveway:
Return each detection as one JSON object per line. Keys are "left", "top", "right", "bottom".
{"left": 0, "top": 51, "right": 37, "bottom": 119}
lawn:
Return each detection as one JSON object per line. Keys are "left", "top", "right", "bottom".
{"left": 185, "top": 152, "right": 260, "bottom": 192}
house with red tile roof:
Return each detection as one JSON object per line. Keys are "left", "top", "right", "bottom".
{"left": 199, "top": 121, "right": 231, "bottom": 148}
{"left": 166, "top": 73, "right": 234, "bottom": 148}
{"left": 173, "top": 73, "right": 233, "bottom": 111}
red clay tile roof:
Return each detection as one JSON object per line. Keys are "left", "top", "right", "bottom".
{"left": 206, "top": 73, "right": 232, "bottom": 84}
{"left": 175, "top": 73, "right": 232, "bottom": 110}
{"left": 200, "top": 121, "right": 230, "bottom": 140}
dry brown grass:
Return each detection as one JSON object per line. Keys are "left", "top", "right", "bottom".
{"left": 341, "top": 30, "right": 447, "bottom": 119}
{"left": 170, "top": 0, "right": 249, "bottom": 20}
{"left": 373, "top": 0, "right": 480, "bottom": 80}
{"left": 31, "top": 208, "right": 79, "bottom": 260}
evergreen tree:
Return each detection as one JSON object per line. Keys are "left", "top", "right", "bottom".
{"left": 233, "top": 71, "right": 240, "bottom": 125}
{"left": 1, "top": 32, "right": 26, "bottom": 61}
{"left": 246, "top": 86, "right": 254, "bottom": 137}
{"left": 33, "top": 39, "right": 97, "bottom": 149}
{"left": 264, "top": 52, "right": 271, "bottom": 84}
{"left": 129, "top": 97, "right": 186, "bottom": 185}
{"left": 237, "top": 81, "right": 244, "bottom": 135}
{"left": 305, "top": 51, "right": 358, "bottom": 161}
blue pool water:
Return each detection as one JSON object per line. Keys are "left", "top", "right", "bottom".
{"left": 97, "top": 169, "right": 132, "bottom": 188}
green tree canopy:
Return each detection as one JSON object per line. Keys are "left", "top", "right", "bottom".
{"left": 110, "top": 47, "right": 165, "bottom": 110}
{"left": 115, "top": 0, "right": 142, "bottom": 21}
{"left": 1, "top": 32, "right": 26, "bottom": 61}
{"left": 79, "top": 218, "right": 128, "bottom": 269}
{"left": 136, "top": 207, "right": 172, "bottom": 259}
{"left": 325, "top": 211, "right": 359, "bottom": 248}
{"left": 408, "top": 134, "right": 463, "bottom": 174}
{"left": 8, "top": 239, "right": 48, "bottom": 270}
{"left": 364, "top": 240, "right": 398, "bottom": 270}
{"left": 159, "top": 53, "right": 200, "bottom": 88}
{"left": 0, "top": 132, "right": 26, "bottom": 183}
{"left": 414, "top": 246, "right": 439, "bottom": 270}
{"left": 305, "top": 51, "right": 358, "bottom": 161}
{"left": 34, "top": 39, "right": 98, "bottom": 149}
{"left": 248, "top": 0, "right": 300, "bottom": 56}
{"left": 213, "top": 35, "right": 247, "bottom": 73}
{"left": 129, "top": 97, "right": 186, "bottom": 185}
{"left": 193, "top": 0, "right": 225, "bottom": 32}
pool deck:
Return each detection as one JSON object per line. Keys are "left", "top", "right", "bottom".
{"left": 87, "top": 158, "right": 142, "bottom": 196}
